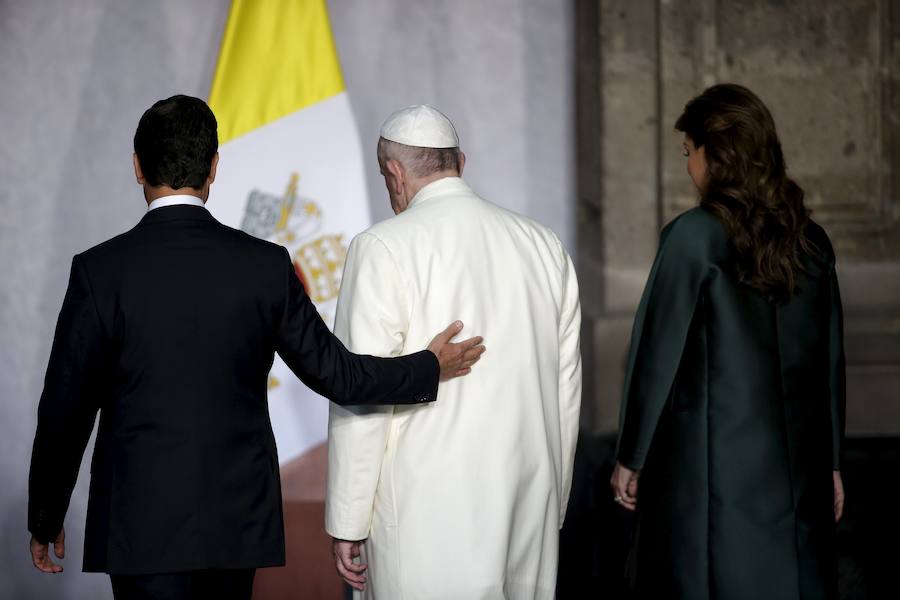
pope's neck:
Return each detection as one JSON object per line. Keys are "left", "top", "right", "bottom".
{"left": 143, "top": 185, "right": 208, "bottom": 205}
{"left": 407, "top": 169, "right": 459, "bottom": 200}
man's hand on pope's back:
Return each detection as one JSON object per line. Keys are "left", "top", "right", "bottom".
{"left": 427, "top": 321, "right": 486, "bottom": 381}
{"left": 332, "top": 538, "right": 367, "bottom": 591}
{"left": 30, "top": 528, "right": 65, "bottom": 573}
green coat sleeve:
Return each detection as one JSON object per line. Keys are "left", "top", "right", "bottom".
{"left": 828, "top": 264, "right": 846, "bottom": 470}
{"left": 616, "top": 209, "right": 723, "bottom": 470}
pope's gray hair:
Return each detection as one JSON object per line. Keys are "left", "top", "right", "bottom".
{"left": 377, "top": 138, "right": 461, "bottom": 178}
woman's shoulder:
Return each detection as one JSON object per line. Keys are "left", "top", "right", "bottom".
{"left": 803, "top": 217, "right": 836, "bottom": 266}
{"left": 664, "top": 206, "right": 723, "bottom": 233}
{"left": 659, "top": 206, "right": 729, "bottom": 259}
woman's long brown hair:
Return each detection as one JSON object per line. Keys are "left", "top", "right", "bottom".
{"left": 676, "top": 83, "right": 812, "bottom": 302}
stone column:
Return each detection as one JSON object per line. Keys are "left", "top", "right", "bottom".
{"left": 577, "top": 0, "right": 900, "bottom": 436}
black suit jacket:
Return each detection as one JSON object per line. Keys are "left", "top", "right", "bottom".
{"left": 28, "top": 204, "right": 438, "bottom": 574}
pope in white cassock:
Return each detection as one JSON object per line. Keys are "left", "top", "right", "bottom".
{"left": 325, "top": 105, "right": 582, "bottom": 599}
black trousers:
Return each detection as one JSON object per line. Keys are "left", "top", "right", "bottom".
{"left": 110, "top": 569, "right": 256, "bottom": 600}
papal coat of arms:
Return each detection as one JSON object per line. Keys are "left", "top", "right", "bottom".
{"left": 240, "top": 173, "right": 349, "bottom": 389}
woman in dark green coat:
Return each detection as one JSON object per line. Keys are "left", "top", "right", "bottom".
{"left": 610, "top": 84, "right": 846, "bottom": 600}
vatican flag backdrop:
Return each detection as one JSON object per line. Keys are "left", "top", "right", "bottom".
{"left": 208, "top": 0, "right": 370, "bottom": 465}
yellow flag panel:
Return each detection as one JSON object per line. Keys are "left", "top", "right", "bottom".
{"left": 209, "top": 0, "right": 345, "bottom": 144}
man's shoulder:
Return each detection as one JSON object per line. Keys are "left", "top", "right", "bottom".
{"left": 78, "top": 225, "right": 142, "bottom": 263}
{"left": 500, "top": 202, "right": 561, "bottom": 241}
{"left": 359, "top": 193, "right": 570, "bottom": 265}
{"left": 209, "top": 220, "right": 288, "bottom": 258}
{"left": 359, "top": 218, "right": 399, "bottom": 241}
{"left": 79, "top": 216, "right": 287, "bottom": 267}
{"left": 353, "top": 213, "right": 421, "bottom": 254}
{"left": 482, "top": 199, "right": 570, "bottom": 263}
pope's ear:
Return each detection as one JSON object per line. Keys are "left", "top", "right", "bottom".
{"left": 457, "top": 151, "right": 466, "bottom": 176}
{"left": 385, "top": 158, "right": 403, "bottom": 178}
{"left": 385, "top": 159, "right": 405, "bottom": 192}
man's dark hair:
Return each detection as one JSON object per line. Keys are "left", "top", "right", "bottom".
{"left": 133, "top": 95, "right": 218, "bottom": 190}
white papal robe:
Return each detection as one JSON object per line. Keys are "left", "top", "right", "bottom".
{"left": 325, "top": 177, "right": 581, "bottom": 599}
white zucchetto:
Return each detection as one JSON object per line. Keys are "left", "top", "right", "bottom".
{"left": 379, "top": 104, "right": 459, "bottom": 149}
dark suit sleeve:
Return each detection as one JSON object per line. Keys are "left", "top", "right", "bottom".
{"left": 29, "top": 255, "right": 105, "bottom": 543}
{"left": 828, "top": 264, "right": 846, "bottom": 470}
{"left": 616, "top": 212, "right": 719, "bottom": 470}
{"left": 274, "top": 247, "right": 439, "bottom": 406}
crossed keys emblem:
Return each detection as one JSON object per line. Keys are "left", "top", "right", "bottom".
{"left": 240, "top": 173, "right": 349, "bottom": 391}
{"left": 240, "top": 172, "right": 347, "bottom": 304}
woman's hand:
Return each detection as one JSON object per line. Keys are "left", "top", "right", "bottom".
{"left": 833, "top": 470, "right": 845, "bottom": 523}
{"left": 610, "top": 462, "right": 640, "bottom": 511}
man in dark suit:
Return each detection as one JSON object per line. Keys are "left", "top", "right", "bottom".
{"left": 27, "top": 95, "right": 484, "bottom": 600}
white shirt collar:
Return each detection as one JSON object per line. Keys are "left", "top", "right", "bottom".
{"left": 147, "top": 194, "right": 207, "bottom": 212}
{"left": 408, "top": 177, "right": 471, "bottom": 208}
